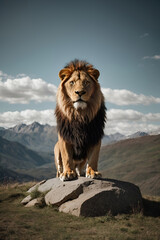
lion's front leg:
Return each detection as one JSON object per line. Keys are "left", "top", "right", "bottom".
{"left": 86, "top": 141, "right": 102, "bottom": 179}
{"left": 58, "top": 135, "right": 77, "bottom": 181}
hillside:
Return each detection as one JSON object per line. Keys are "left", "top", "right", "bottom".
{"left": 0, "top": 136, "right": 48, "bottom": 169}
{"left": 99, "top": 134, "right": 160, "bottom": 196}
{"left": 0, "top": 166, "right": 35, "bottom": 182}
{"left": 0, "top": 136, "right": 56, "bottom": 182}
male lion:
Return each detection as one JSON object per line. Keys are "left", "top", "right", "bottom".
{"left": 54, "top": 59, "right": 106, "bottom": 181}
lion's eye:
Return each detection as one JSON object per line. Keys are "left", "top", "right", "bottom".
{"left": 70, "top": 81, "right": 75, "bottom": 86}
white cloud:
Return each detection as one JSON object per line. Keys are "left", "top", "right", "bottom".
{"left": 107, "top": 109, "right": 160, "bottom": 122}
{"left": 140, "top": 33, "right": 149, "bottom": 38}
{"left": 0, "top": 109, "right": 56, "bottom": 128}
{"left": 105, "top": 121, "right": 160, "bottom": 136}
{"left": 102, "top": 88, "right": 160, "bottom": 106}
{"left": 105, "top": 109, "right": 160, "bottom": 135}
{"left": 143, "top": 55, "right": 160, "bottom": 60}
{"left": 0, "top": 73, "right": 57, "bottom": 104}
{"left": 1, "top": 70, "right": 160, "bottom": 107}
{"left": 0, "top": 109, "right": 160, "bottom": 136}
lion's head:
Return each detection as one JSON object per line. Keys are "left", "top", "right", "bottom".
{"left": 56, "top": 59, "right": 104, "bottom": 122}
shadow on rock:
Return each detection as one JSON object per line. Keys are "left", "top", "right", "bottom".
{"left": 143, "top": 198, "right": 160, "bottom": 217}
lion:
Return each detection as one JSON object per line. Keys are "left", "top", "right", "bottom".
{"left": 54, "top": 59, "right": 106, "bottom": 181}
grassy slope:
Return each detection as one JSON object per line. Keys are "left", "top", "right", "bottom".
{"left": 0, "top": 136, "right": 48, "bottom": 170}
{"left": 99, "top": 135, "right": 160, "bottom": 196}
{"left": 0, "top": 166, "right": 35, "bottom": 182}
{"left": 0, "top": 183, "right": 160, "bottom": 240}
{"left": 0, "top": 137, "right": 57, "bottom": 181}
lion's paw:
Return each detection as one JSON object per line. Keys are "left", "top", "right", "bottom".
{"left": 60, "top": 170, "right": 77, "bottom": 181}
{"left": 86, "top": 169, "right": 102, "bottom": 179}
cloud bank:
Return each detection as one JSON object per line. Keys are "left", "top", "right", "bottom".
{"left": 0, "top": 71, "right": 160, "bottom": 106}
{"left": 0, "top": 109, "right": 56, "bottom": 128}
{"left": 0, "top": 71, "right": 160, "bottom": 135}
{"left": 0, "top": 72, "right": 57, "bottom": 104}
{"left": 0, "top": 109, "right": 160, "bottom": 135}
{"left": 106, "top": 109, "right": 160, "bottom": 135}
{"left": 102, "top": 88, "right": 160, "bottom": 106}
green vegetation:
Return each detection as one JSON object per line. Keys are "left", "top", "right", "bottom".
{"left": 0, "top": 183, "right": 160, "bottom": 240}
{"left": 30, "top": 186, "right": 42, "bottom": 200}
{"left": 99, "top": 135, "right": 160, "bottom": 196}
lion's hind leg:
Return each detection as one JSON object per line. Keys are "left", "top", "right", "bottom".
{"left": 75, "top": 159, "right": 86, "bottom": 177}
{"left": 54, "top": 142, "right": 63, "bottom": 177}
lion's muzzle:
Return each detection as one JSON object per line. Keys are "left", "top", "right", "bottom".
{"left": 73, "top": 100, "right": 87, "bottom": 109}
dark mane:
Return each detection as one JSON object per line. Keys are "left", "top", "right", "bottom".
{"left": 55, "top": 102, "right": 106, "bottom": 160}
{"left": 64, "top": 59, "right": 93, "bottom": 72}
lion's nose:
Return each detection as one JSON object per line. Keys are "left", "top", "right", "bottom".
{"left": 75, "top": 91, "right": 86, "bottom": 97}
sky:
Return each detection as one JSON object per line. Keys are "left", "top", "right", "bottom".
{"left": 0, "top": 0, "right": 160, "bottom": 135}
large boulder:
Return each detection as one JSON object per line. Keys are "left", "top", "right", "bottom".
{"left": 22, "top": 177, "right": 143, "bottom": 217}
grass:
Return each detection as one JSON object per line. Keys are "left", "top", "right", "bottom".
{"left": 0, "top": 183, "right": 160, "bottom": 240}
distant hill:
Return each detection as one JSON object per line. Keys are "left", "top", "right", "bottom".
{"left": 127, "top": 131, "right": 149, "bottom": 139}
{"left": 102, "top": 133, "right": 126, "bottom": 145}
{"left": 0, "top": 166, "right": 35, "bottom": 182}
{"left": 0, "top": 136, "right": 48, "bottom": 169}
{"left": 0, "top": 136, "right": 56, "bottom": 182}
{"left": 99, "top": 134, "right": 160, "bottom": 196}
{"left": 0, "top": 122, "right": 58, "bottom": 152}
{"left": 102, "top": 131, "right": 150, "bottom": 146}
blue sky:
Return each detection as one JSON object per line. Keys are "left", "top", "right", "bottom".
{"left": 0, "top": 0, "right": 160, "bottom": 135}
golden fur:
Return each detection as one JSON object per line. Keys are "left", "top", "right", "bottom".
{"left": 54, "top": 60, "right": 106, "bottom": 181}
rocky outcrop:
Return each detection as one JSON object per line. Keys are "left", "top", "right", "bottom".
{"left": 21, "top": 177, "right": 143, "bottom": 217}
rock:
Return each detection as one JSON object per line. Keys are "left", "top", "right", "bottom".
{"left": 21, "top": 195, "right": 32, "bottom": 205}
{"left": 45, "top": 178, "right": 92, "bottom": 206}
{"left": 38, "top": 178, "right": 64, "bottom": 193}
{"left": 27, "top": 180, "right": 46, "bottom": 193}
{"left": 23, "top": 177, "right": 143, "bottom": 217}
{"left": 59, "top": 179, "right": 142, "bottom": 217}
{"left": 25, "top": 197, "right": 44, "bottom": 207}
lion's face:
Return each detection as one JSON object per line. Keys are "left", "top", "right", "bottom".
{"left": 57, "top": 60, "right": 103, "bottom": 121}
{"left": 64, "top": 71, "right": 95, "bottom": 110}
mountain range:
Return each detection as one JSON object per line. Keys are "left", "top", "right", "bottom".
{"left": 0, "top": 121, "right": 155, "bottom": 151}
{"left": 0, "top": 122, "right": 58, "bottom": 153}
{"left": 0, "top": 122, "right": 160, "bottom": 196}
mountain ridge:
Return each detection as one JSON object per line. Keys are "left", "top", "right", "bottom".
{"left": 0, "top": 122, "right": 58, "bottom": 152}
{"left": 0, "top": 122, "right": 160, "bottom": 196}
{"left": 1, "top": 122, "right": 158, "bottom": 152}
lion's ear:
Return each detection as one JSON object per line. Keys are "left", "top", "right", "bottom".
{"left": 88, "top": 68, "right": 100, "bottom": 81}
{"left": 59, "top": 68, "right": 71, "bottom": 81}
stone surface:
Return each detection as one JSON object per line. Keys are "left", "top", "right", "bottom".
{"left": 23, "top": 177, "right": 143, "bottom": 217}
{"left": 21, "top": 195, "right": 32, "bottom": 205}
{"left": 27, "top": 180, "right": 46, "bottom": 193}
{"left": 25, "top": 197, "right": 44, "bottom": 207}
{"left": 59, "top": 179, "right": 142, "bottom": 216}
